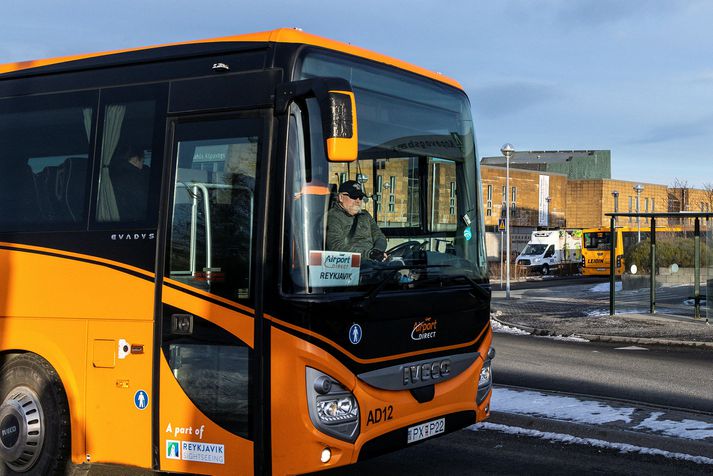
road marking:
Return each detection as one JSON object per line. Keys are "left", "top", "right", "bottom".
{"left": 615, "top": 346, "right": 648, "bottom": 351}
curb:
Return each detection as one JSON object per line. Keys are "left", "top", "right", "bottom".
{"left": 491, "top": 315, "right": 713, "bottom": 350}
{"left": 488, "top": 411, "right": 713, "bottom": 460}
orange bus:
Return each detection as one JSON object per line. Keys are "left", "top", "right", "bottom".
{"left": 581, "top": 225, "right": 681, "bottom": 276}
{"left": 0, "top": 29, "right": 493, "bottom": 475}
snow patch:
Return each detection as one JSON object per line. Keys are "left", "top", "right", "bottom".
{"left": 490, "top": 319, "right": 529, "bottom": 336}
{"left": 585, "top": 308, "right": 649, "bottom": 317}
{"left": 491, "top": 388, "right": 634, "bottom": 424}
{"left": 469, "top": 423, "right": 713, "bottom": 465}
{"left": 544, "top": 334, "right": 589, "bottom": 342}
{"left": 634, "top": 412, "right": 713, "bottom": 441}
{"left": 589, "top": 282, "right": 623, "bottom": 293}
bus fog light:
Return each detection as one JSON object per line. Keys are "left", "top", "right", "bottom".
{"left": 320, "top": 447, "right": 332, "bottom": 463}
{"left": 314, "top": 376, "right": 333, "bottom": 395}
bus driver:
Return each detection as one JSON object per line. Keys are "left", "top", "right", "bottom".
{"left": 326, "top": 180, "right": 387, "bottom": 261}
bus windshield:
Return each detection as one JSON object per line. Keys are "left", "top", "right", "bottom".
{"left": 584, "top": 231, "right": 611, "bottom": 250}
{"left": 284, "top": 53, "right": 487, "bottom": 294}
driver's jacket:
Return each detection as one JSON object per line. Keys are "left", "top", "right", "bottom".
{"left": 326, "top": 204, "right": 387, "bottom": 259}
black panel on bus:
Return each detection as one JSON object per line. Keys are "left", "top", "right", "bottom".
{"left": 169, "top": 69, "right": 282, "bottom": 114}
{"left": 0, "top": 47, "right": 270, "bottom": 98}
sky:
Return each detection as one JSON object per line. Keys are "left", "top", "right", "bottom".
{"left": 3, "top": 1, "right": 713, "bottom": 188}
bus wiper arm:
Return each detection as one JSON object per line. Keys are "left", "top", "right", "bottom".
{"left": 354, "top": 264, "right": 455, "bottom": 311}
{"left": 461, "top": 274, "right": 491, "bottom": 300}
{"left": 412, "top": 273, "right": 490, "bottom": 300}
{"left": 352, "top": 268, "right": 404, "bottom": 311}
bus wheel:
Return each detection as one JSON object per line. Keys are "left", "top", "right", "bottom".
{"left": 541, "top": 264, "right": 550, "bottom": 275}
{"left": 0, "top": 354, "right": 70, "bottom": 475}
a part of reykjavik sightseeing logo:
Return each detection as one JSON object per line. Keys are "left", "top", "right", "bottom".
{"left": 411, "top": 317, "right": 437, "bottom": 341}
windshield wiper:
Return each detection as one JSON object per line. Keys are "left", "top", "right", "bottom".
{"left": 460, "top": 274, "right": 491, "bottom": 300}
{"left": 353, "top": 264, "right": 449, "bottom": 311}
{"left": 410, "top": 273, "right": 491, "bottom": 300}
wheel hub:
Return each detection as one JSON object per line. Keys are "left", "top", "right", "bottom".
{"left": 0, "top": 386, "right": 45, "bottom": 472}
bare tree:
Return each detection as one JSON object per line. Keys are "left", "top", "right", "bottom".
{"left": 703, "top": 183, "right": 713, "bottom": 212}
{"left": 669, "top": 178, "right": 689, "bottom": 212}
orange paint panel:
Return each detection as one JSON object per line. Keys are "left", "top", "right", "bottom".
{"left": 161, "top": 285, "right": 254, "bottom": 348}
{"left": 0, "top": 246, "right": 157, "bottom": 465}
{"left": 267, "top": 312, "right": 489, "bottom": 365}
{"left": 0, "top": 317, "right": 88, "bottom": 464}
{"left": 352, "top": 331, "right": 493, "bottom": 459}
{"left": 270, "top": 326, "right": 492, "bottom": 474}
{"left": 271, "top": 328, "right": 356, "bottom": 475}
{"left": 0, "top": 247, "right": 154, "bottom": 319}
{"left": 85, "top": 320, "right": 153, "bottom": 467}
{"left": 164, "top": 277, "right": 256, "bottom": 316}
{"left": 158, "top": 355, "right": 253, "bottom": 475}
{"left": 0, "top": 28, "right": 462, "bottom": 89}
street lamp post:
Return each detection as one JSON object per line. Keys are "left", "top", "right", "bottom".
{"left": 545, "top": 196, "right": 551, "bottom": 227}
{"left": 501, "top": 143, "right": 514, "bottom": 299}
{"left": 612, "top": 190, "right": 619, "bottom": 214}
{"left": 633, "top": 184, "right": 644, "bottom": 242}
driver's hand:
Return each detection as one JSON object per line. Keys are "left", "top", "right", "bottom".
{"left": 368, "top": 248, "right": 386, "bottom": 262}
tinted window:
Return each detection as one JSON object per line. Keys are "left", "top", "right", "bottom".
{"left": 0, "top": 91, "right": 96, "bottom": 231}
{"left": 168, "top": 117, "right": 261, "bottom": 301}
{"left": 95, "top": 85, "right": 166, "bottom": 226}
{"left": 163, "top": 312, "right": 252, "bottom": 439}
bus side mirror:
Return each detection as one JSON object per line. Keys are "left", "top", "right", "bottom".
{"left": 323, "top": 90, "right": 358, "bottom": 162}
{"left": 276, "top": 78, "right": 359, "bottom": 163}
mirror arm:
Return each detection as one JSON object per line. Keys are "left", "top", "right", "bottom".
{"left": 275, "top": 77, "right": 353, "bottom": 114}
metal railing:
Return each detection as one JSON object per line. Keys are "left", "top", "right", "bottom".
{"left": 606, "top": 211, "right": 713, "bottom": 320}
{"left": 174, "top": 181, "right": 254, "bottom": 278}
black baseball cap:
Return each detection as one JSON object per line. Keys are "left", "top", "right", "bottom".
{"left": 338, "top": 180, "right": 365, "bottom": 199}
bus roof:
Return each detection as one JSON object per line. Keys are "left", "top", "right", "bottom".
{"left": 0, "top": 28, "right": 462, "bottom": 90}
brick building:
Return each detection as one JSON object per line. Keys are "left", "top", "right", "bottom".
{"left": 565, "top": 179, "right": 668, "bottom": 229}
{"left": 480, "top": 165, "right": 567, "bottom": 229}
{"left": 479, "top": 150, "right": 710, "bottom": 260}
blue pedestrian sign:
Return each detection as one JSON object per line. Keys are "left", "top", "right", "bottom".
{"left": 134, "top": 390, "right": 149, "bottom": 410}
{"left": 349, "top": 324, "right": 363, "bottom": 345}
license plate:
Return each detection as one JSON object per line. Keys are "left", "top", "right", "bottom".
{"left": 407, "top": 418, "right": 445, "bottom": 444}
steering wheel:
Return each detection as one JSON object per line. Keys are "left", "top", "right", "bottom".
{"left": 386, "top": 240, "right": 424, "bottom": 259}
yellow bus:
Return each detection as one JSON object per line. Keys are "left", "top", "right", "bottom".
{"left": 581, "top": 225, "right": 681, "bottom": 276}
{"left": 0, "top": 29, "right": 493, "bottom": 475}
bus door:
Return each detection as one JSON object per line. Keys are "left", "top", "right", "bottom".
{"left": 157, "top": 115, "right": 266, "bottom": 475}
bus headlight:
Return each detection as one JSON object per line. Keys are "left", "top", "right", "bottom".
{"left": 306, "top": 367, "right": 359, "bottom": 442}
{"left": 477, "top": 347, "right": 495, "bottom": 404}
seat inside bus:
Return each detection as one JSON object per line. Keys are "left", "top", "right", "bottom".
{"left": 33, "top": 157, "right": 87, "bottom": 223}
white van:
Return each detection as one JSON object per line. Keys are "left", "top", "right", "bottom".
{"left": 515, "top": 229, "right": 582, "bottom": 275}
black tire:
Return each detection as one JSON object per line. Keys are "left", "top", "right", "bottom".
{"left": 541, "top": 264, "right": 550, "bottom": 275}
{"left": 0, "top": 354, "right": 70, "bottom": 475}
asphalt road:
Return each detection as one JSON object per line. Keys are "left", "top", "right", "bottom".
{"left": 493, "top": 332, "right": 713, "bottom": 414}
{"left": 312, "top": 423, "right": 707, "bottom": 476}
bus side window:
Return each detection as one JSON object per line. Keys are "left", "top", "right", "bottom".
{"left": 95, "top": 85, "right": 166, "bottom": 225}
{"left": 0, "top": 91, "right": 96, "bottom": 231}
{"left": 0, "top": 159, "right": 40, "bottom": 226}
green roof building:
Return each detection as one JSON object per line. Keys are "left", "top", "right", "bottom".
{"left": 481, "top": 150, "right": 611, "bottom": 180}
